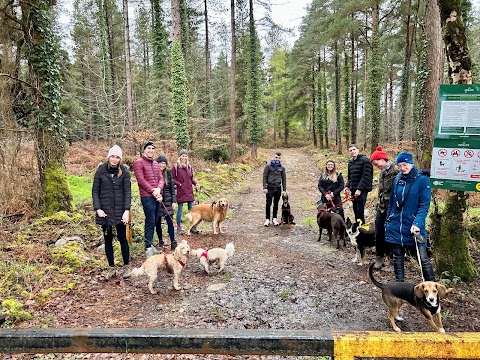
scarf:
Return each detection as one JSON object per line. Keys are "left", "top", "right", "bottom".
{"left": 270, "top": 159, "right": 282, "bottom": 170}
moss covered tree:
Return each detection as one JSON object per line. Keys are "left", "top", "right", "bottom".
{"left": 431, "top": 0, "right": 476, "bottom": 282}
{"left": 171, "top": 40, "right": 190, "bottom": 150}
{"left": 23, "top": 0, "right": 73, "bottom": 215}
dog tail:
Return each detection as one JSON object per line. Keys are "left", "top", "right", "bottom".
{"left": 368, "top": 263, "right": 384, "bottom": 289}
{"left": 185, "top": 213, "right": 192, "bottom": 222}
{"left": 130, "top": 266, "right": 145, "bottom": 277}
{"left": 225, "top": 242, "right": 235, "bottom": 258}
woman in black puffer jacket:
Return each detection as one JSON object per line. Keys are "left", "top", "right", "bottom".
{"left": 156, "top": 155, "right": 177, "bottom": 250}
{"left": 92, "top": 145, "right": 132, "bottom": 280}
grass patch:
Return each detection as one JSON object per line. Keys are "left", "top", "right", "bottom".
{"left": 68, "top": 175, "right": 93, "bottom": 206}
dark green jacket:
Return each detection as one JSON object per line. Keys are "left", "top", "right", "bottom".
{"left": 376, "top": 161, "right": 398, "bottom": 213}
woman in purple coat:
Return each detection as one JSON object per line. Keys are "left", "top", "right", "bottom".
{"left": 172, "top": 149, "right": 201, "bottom": 233}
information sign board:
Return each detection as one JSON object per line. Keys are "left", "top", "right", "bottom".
{"left": 430, "top": 84, "right": 480, "bottom": 192}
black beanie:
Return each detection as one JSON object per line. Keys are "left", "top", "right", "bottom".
{"left": 143, "top": 141, "right": 155, "bottom": 150}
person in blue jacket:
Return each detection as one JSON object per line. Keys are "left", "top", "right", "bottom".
{"left": 385, "top": 151, "right": 435, "bottom": 282}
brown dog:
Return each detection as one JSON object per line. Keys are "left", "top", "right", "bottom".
{"left": 316, "top": 203, "right": 346, "bottom": 248}
{"left": 131, "top": 240, "right": 190, "bottom": 293}
{"left": 185, "top": 198, "right": 229, "bottom": 235}
{"left": 369, "top": 263, "right": 453, "bottom": 332}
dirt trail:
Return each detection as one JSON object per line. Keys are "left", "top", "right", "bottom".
{"left": 12, "top": 148, "right": 480, "bottom": 359}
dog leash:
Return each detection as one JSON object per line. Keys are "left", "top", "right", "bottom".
{"left": 413, "top": 231, "right": 426, "bottom": 282}
{"left": 160, "top": 201, "right": 204, "bottom": 250}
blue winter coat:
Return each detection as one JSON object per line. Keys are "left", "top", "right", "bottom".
{"left": 385, "top": 166, "right": 431, "bottom": 247}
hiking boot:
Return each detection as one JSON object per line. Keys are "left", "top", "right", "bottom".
{"left": 145, "top": 247, "right": 154, "bottom": 258}
{"left": 264, "top": 219, "right": 270, "bottom": 227}
{"left": 121, "top": 265, "right": 131, "bottom": 279}
{"left": 190, "top": 227, "right": 200, "bottom": 234}
{"left": 373, "top": 256, "right": 384, "bottom": 270}
{"left": 105, "top": 267, "right": 116, "bottom": 280}
{"left": 170, "top": 241, "right": 177, "bottom": 251}
{"left": 272, "top": 218, "right": 279, "bottom": 226}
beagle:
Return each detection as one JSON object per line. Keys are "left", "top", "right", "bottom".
{"left": 369, "top": 263, "right": 453, "bottom": 332}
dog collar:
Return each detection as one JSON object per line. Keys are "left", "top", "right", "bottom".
{"left": 200, "top": 248, "right": 208, "bottom": 259}
{"left": 178, "top": 260, "right": 186, "bottom": 267}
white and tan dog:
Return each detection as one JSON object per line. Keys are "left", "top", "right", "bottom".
{"left": 192, "top": 242, "right": 235, "bottom": 274}
{"left": 185, "top": 198, "right": 229, "bottom": 235}
{"left": 131, "top": 240, "right": 190, "bottom": 293}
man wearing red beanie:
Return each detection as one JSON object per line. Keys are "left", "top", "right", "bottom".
{"left": 370, "top": 146, "right": 398, "bottom": 269}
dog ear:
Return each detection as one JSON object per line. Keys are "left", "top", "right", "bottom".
{"left": 414, "top": 283, "right": 426, "bottom": 298}
{"left": 436, "top": 283, "right": 453, "bottom": 299}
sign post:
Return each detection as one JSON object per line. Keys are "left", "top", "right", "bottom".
{"left": 430, "top": 84, "right": 480, "bottom": 192}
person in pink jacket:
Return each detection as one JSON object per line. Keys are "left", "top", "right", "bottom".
{"left": 133, "top": 141, "right": 164, "bottom": 258}
{"left": 172, "top": 149, "right": 200, "bottom": 234}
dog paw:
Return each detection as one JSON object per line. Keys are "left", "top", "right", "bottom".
{"left": 173, "top": 285, "right": 181, "bottom": 290}
{"left": 395, "top": 315, "right": 404, "bottom": 321}
{"left": 439, "top": 328, "right": 445, "bottom": 333}
{"left": 394, "top": 327, "right": 402, "bottom": 332}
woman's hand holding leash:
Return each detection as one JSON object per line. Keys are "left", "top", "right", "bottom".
{"left": 121, "top": 210, "right": 129, "bottom": 224}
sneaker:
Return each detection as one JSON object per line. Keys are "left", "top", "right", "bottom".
{"left": 145, "top": 247, "right": 154, "bottom": 258}
{"left": 190, "top": 227, "right": 200, "bottom": 234}
{"left": 151, "top": 245, "right": 163, "bottom": 255}
{"left": 121, "top": 265, "right": 131, "bottom": 279}
{"left": 105, "top": 267, "right": 116, "bottom": 280}
{"left": 264, "top": 219, "right": 270, "bottom": 227}
{"left": 272, "top": 218, "right": 279, "bottom": 226}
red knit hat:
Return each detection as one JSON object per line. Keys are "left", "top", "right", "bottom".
{"left": 370, "top": 146, "right": 388, "bottom": 162}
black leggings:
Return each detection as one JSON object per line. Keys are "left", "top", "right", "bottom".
{"left": 265, "top": 187, "right": 281, "bottom": 219}
{"left": 392, "top": 244, "right": 435, "bottom": 282}
{"left": 103, "top": 224, "right": 129, "bottom": 267}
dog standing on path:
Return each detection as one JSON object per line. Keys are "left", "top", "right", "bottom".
{"left": 317, "top": 203, "right": 346, "bottom": 248}
{"left": 369, "top": 263, "right": 453, "bottom": 332}
{"left": 280, "top": 193, "right": 295, "bottom": 228}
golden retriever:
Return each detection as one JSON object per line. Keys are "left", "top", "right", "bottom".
{"left": 130, "top": 240, "right": 190, "bottom": 293}
{"left": 185, "top": 198, "right": 229, "bottom": 235}
{"left": 192, "top": 243, "right": 235, "bottom": 274}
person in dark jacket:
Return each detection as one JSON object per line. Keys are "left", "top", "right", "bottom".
{"left": 318, "top": 160, "right": 345, "bottom": 220}
{"left": 385, "top": 151, "right": 435, "bottom": 282}
{"left": 263, "top": 151, "right": 286, "bottom": 226}
{"left": 92, "top": 145, "right": 132, "bottom": 280}
{"left": 344, "top": 144, "right": 373, "bottom": 225}
{"left": 133, "top": 141, "right": 164, "bottom": 258}
{"left": 156, "top": 155, "right": 177, "bottom": 250}
{"left": 370, "top": 146, "right": 398, "bottom": 269}
{"left": 172, "top": 149, "right": 200, "bottom": 234}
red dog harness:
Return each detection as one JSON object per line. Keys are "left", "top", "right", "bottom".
{"left": 164, "top": 253, "right": 186, "bottom": 273}
{"left": 200, "top": 248, "right": 208, "bottom": 259}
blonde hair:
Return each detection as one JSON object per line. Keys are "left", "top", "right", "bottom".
{"left": 322, "top": 160, "right": 338, "bottom": 183}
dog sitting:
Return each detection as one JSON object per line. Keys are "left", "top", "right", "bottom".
{"left": 369, "top": 263, "right": 453, "bottom": 332}
{"left": 131, "top": 240, "right": 190, "bottom": 293}
{"left": 192, "top": 243, "right": 235, "bottom": 274}
{"left": 316, "top": 203, "right": 346, "bottom": 248}
{"left": 185, "top": 198, "right": 229, "bottom": 235}
{"left": 280, "top": 193, "right": 295, "bottom": 228}
{"left": 346, "top": 217, "right": 376, "bottom": 265}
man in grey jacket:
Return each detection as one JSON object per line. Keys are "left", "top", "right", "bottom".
{"left": 263, "top": 151, "right": 286, "bottom": 226}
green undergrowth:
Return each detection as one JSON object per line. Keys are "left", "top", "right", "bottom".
{"left": 1, "top": 159, "right": 258, "bottom": 326}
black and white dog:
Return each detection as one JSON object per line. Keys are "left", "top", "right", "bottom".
{"left": 345, "top": 217, "right": 376, "bottom": 265}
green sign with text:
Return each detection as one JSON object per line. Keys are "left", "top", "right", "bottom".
{"left": 430, "top": 85, "right": 480, "bottom": 192}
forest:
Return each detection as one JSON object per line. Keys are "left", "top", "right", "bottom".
{"left": 1, "top": 0, "right": 480, "bottom": 327}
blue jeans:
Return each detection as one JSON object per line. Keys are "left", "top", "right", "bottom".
{"left": 176, "top": 201, "right": 194, "bottom": 231}
{"left": 141, "top": 196, "right": 160, "bottom": 249}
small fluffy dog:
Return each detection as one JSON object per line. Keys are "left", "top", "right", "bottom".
{"left": 192, "top": 243, "right": 235, "bottom": 274}
{"left": 185, "top": 198, "right": 229, "bottom": 235}
{"left": 316, "top": 203, "right": 346, "bottom": 248}
{"left": 280, "top": 193, "right": 295, "bottom": 228}
{"left": 369, "top": 263, "right": 453, "bottom": 332}
{"left": 346, "top": 217, "right": 376, "bottom": 265}
{"left": 131, "top": 240, "right": 190, "bottom": 293}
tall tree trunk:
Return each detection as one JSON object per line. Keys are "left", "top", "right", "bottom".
{"left": 171, "top": 0, "right": 182, "bottom": 45}
{"left": 334, "top": 41, "right": 342, "bottom": 154}
{"left": 312, "top": 64, "right": 317, "bottom": 147}
{"left": 432, "top": 0, "right": 476, "bottom": 282}
{"left": 23, "top": 0, "right": 73, "bottom": 215}
{"left": 323, "top": 48, "right": 328, "bottom": 149}
{"left": 229, "top": 0, "right": 237, "bottom": 160}
{"left": 368, "top": 2, "right": 381, "bottom": 154}
{"left": 350, "top": 30, "right": 356, "bottom": 145}
{"left": 204, "top": 0, "right": 213, "bottom": 120}
{"left": 123, "top": 0, "right": 135, "bottom": 132}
